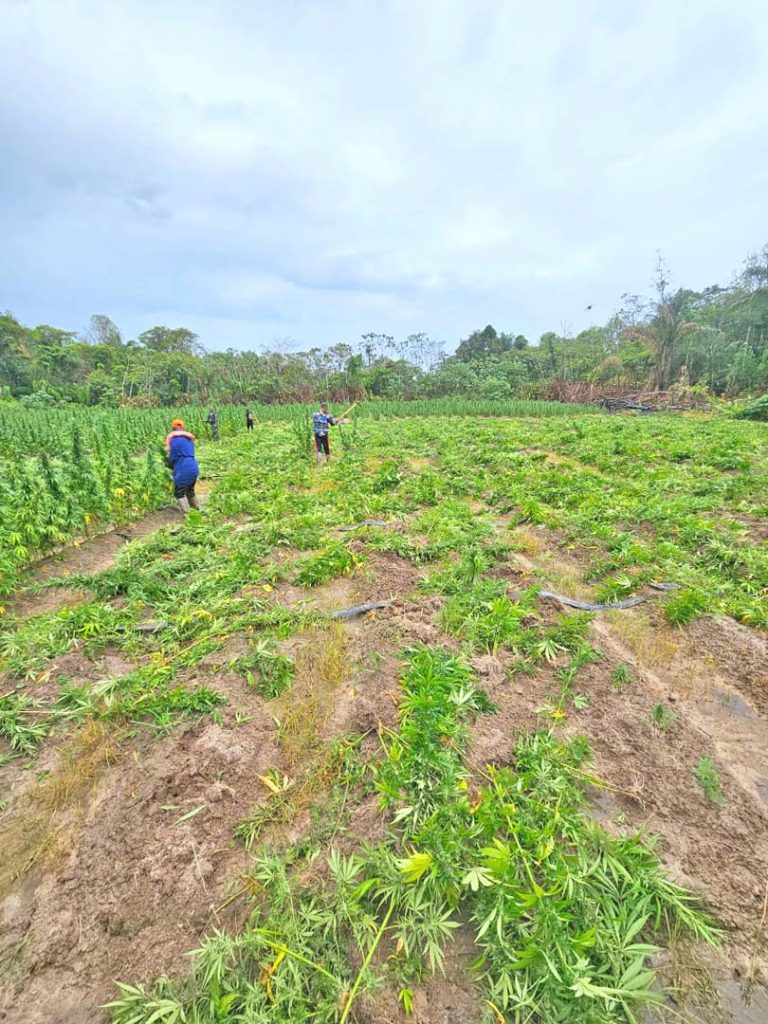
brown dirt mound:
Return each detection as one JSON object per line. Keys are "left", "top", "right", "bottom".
{"left": 683, "top": 615, "right": 768, "bottom": 714}
{"left": 0, "top": 671, "right": 281, "bottom": 1024}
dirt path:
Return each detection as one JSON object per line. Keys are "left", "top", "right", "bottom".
{"left": 7, "top": 475, "right": 217, "bottom": 621}
{"left": 6, "top": 507, "right": 180, "bottom": 620}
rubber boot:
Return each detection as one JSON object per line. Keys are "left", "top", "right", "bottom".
{"left": 176, "top": 496, "right": 191, "bottom": 514}
{"left": 315, "top": 450, "right": 323, "bottom": 467}
{"left": 188, "top": 493, "right": 200, "bottom": 510}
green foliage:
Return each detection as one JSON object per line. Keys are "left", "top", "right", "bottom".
{"left": 420, "top": 547, "right": 490, "bottom": 594}
{"left": 231, "top": 641, "right": 295, "bottom": 699}
{"left": 438, "top": 579, "right": 535, "bottom": 652}
{"left": 611, "top": 662, "right": 633, "bottom": 690}
{"left": 439, "top": 577, "right": 592, "bottom": 661}
{"left": 5, "top": 241, "right": 768, "bottom": 413}
{"left": 664, "top": 588, "right": 708, "bottom": 626}
{"left": 0, "top": 692, "right": 49, "bottom": 754}
{"left": 0, "top": 402, "right": 757, "bottom": 1021}
{"left": 469, "top": 734, "right": 717, "bottom": 1019}
{"left": 376, "top": 647, "right": 492, "bottom": 824}
{"left": 295, "top": 542, "right": 362, "bottom": 587}
{"left": 0, "top": 407, "right": 175, "bottom": 594}
{"left": 0, "top": 602, "right": 133, "bottom": 676}
{"left": 650, "top": 702, "right": 677, "bottom": 732}
{"left": 734, "top": 394, "right": 768, "bottom": 421}
{"left": 694, "top": 756, "right": 725, "bottom": 804}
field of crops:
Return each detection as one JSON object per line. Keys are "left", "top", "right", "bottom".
{"left": 1, "top": 407, "right": 767, "bottom": 1024}
{"left": 0, "top": 400, "right": 588, "bottom": 597}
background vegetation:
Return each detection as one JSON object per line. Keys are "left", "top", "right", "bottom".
{"left": 3, "top": 247, "right": 768, "bottom": 408}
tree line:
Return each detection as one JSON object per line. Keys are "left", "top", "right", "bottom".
{"left": 2, "top": 247, "right": 768, "bottom": 408}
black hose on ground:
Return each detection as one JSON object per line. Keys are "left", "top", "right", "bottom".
{"left": 330, "top": 586, "right": 678, "bottom": 621}
{"left": 537, "top": 591, "right": 646, "bottom": 611}
{"left": 331, "top": 601, "right": 391, "bottom": 620}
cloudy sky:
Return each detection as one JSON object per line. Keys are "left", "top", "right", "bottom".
{"left": 2, "top": 0, "right": 767, "bottom": 353}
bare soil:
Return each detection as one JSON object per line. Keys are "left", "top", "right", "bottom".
{"left": 711, "top": 512, "right": 768, "bottom": 545}
{"left": 0, "top": 673, "right": 280, "bottom": 1022}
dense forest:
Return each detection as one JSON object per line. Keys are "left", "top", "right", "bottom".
{"left": 3, "top": 249, "right": 768, "bottom": 407}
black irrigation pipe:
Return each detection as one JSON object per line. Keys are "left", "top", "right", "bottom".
{"left": 537, "top": 581, "right": 679, "bottom": 611}
{"left": 329, "top": 581, "right": 682, "bottom": 621}
{"left": 331, "top": 601, "right": 391, "bottom": 620}
{"left": 537, "top": 591, "right": 646, "bottom": 611}
{"left": 125, "top": 583, "right": 679, "bottom": 633}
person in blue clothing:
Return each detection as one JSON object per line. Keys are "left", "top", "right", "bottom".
{"left": 312, "top": 403, "right": 348, "bottom": 464}
{"left": 165, "top": 419, "right": 200, "bottom": 513}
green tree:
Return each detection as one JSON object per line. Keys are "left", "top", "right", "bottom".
{"left": 0, "top": 313, "right": 33, "bottom": 394}
{"left": 365, "top": 358, "right": 423, "bottom": 398}
{"left": 137, "top": 326, "right": 202, "bottom": 356}
{"left": 455, "top": 325, "right": 514, "bottom": 362}
{"left": 540, "top": 331, "right": 561, "bottom": 377}
{"left": 87, "top": 314, "right": 123, "bottom": 348}
{"left": 623, "top": 256, "right": 698, "bottom": 390}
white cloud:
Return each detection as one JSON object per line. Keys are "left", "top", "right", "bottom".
{"left": 1, "top": 0, "right": 767, "bottom": 349}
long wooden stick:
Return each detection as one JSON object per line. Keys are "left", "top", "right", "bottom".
{"left": 252, "top": 931, "right": 338, "bottom": 984}
{"left": 338, "top": 400, "right": 359, "bottom": 420}
{"left": 339, "top": 897, "right": 395, "bottom": 1024}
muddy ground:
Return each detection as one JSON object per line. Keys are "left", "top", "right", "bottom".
{"left": 1, "top": 511, "right": 767, "bottom": 1023}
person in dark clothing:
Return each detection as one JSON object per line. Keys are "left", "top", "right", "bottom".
{"left": 206, "top": 409, "right": 219, "bottom": 441}
{"left": 245, "top": 409, "right": 255, "bottom": 431}
{"left": 312, "top": 402, "right": 347, "bottom": 464}
{"left": 165, "top": 419, "right": 200, "bottom": 513}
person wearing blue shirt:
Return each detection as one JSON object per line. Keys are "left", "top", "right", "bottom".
{"left": 312, "top": 403, "right": 347, "bottom": 464}
{"left": 165, "top": 419, "right": 200, "bottom": 513}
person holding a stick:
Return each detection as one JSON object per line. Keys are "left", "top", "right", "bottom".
{"left": 312, "top": 402, "right": 352, "bottom": 464}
